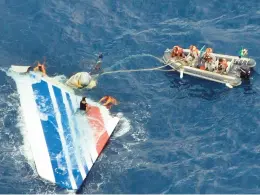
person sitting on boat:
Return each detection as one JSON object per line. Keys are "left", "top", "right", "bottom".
{"left": 33, "top": 61, "right": 46, "bottom": 76}
{"left": 171, "top": 46, "right": 185, "bottom": 58}
{"left": 202, "top": 48, "right": 216, "bottom": 71}
{"left": 217, "top": 58, "right": 228, "bottom": 74}
{"left": 80, "top": 97, "right": 91, "bottom": 112}
{"left": 99, "top": 96, "right": 118, "bottom": 110}
{"left": 186, "top": 45, "right": 199, "bottom": 66}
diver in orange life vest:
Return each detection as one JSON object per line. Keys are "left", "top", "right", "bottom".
{"left": 80, "top": 97, "right": 91, "bottom": 112}
{"left": 171, "top": 46, "right": 185, "bottom": 58}
{"left": 33, "top": 61, "right": 46, "bottom": 76}
{"left": 99, "top": 96, "right": 118, "bottom": 110}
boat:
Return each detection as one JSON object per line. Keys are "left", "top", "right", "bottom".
{"left": 7, "top": 65, "right": 121, "bottom": 191}
{"left": 162, "top": 47, "right": 256, "bottom": 88}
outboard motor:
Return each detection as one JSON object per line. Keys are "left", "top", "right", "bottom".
{"left": 240, "top": 65, "right": 250, "bottom": 79}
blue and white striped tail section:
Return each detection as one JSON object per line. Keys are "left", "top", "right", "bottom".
{"left": 9, "top": 70, "right": 120, "bottom": 190}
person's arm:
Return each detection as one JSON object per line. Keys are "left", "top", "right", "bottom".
{"left": 102, "top": 101, "right": 110, "bottom": 106}
{"left": 99, "top": 96, "right": 106, "bottom": 103}
{"left": 42, "top": 66, "right": 47, "bottom": 76}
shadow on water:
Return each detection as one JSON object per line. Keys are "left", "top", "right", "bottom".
{"left": 164, "top": 70, "right": 232, "bottom": 101}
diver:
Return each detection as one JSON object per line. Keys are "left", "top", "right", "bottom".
{"left": 201, "top": 48, "right": 216, "bottom": 71}
{"left": 171, "top": 46, "right": 185, "bottom": 58}
{"left": 80, "top": 97, "right": 91, "bottom": 112}
{"left": 99, "top": 96, "right": 118, "bottom": 110}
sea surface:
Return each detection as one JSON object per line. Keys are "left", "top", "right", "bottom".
{"left": 0, "top": 0, "right": 260, "bottom": 194}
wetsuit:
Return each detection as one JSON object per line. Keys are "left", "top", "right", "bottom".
{"left": 80, "top": 100, "right": 86, "bottom": 111}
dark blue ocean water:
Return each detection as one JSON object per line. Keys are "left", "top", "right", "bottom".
{"left": 0, "top": 0, "right": 260, "bottom": 194}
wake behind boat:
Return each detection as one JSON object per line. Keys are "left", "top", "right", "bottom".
{"left": 162, "top": 45, "right": 256, "bottom": 88}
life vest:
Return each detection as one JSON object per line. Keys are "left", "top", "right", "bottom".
{"left": 100, "top": 96, "right": 118, "bottom": 109}
{"left": 171, "top": 46, "right": 184, "bottom": 57}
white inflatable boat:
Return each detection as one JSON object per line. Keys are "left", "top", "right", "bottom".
{"left": 162, "top": 48, "right": 256, "bottom": 88}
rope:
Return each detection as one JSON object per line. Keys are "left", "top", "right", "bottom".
{"left": 99, "top": 64, "right": 174, "bottom": 76}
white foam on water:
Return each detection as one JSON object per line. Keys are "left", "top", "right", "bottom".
{"left": 15, "top": 98, "right": 37, "bottom": 173}
{"left": 52, "top": 74, "right": 68, "bottom": 83}
{"left": 130, "top": 105, "right": 150, "bottom": 142}
{"left": 113, "top": 114, "right": 131, "bottom": 138}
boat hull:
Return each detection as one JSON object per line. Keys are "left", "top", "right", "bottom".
{"left": 162, "top": 48, "right": 256, "bottom": 87}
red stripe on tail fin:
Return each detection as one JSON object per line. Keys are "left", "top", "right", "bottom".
{"left": 86, "top": 106, "right": 109, "bottom": 154}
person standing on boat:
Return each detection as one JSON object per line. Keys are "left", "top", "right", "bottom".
{"left": 171, "top": 46, "right": 185, "bottom": 58}
{"left": 202, "top": 48, "right": 216, "bottom": 71}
